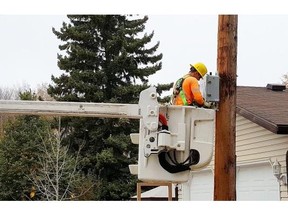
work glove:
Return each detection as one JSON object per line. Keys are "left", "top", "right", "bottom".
{"left": 203, "top": 101, "right": 213, "bottom": 108}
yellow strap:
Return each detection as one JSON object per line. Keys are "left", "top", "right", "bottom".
{"left": 179, "top": 90, "right": 188, "bottom": 106}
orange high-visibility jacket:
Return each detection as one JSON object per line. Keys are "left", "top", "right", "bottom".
{"left": 174, "top": 74, "right": 204, "bottom": 106}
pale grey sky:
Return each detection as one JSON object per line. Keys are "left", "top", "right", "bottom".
{"left": 1, "top": 2, "right": 288, "bottom": 91}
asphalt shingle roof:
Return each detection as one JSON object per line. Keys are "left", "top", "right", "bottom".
{"left": 236, "top": 85, "right": 288, "bottom": 134}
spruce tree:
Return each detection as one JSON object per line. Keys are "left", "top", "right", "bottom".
{"left": 0, "top": 91, "right": 47, "bottom": 200}
{"left": 0, "top": 117, "right": 46, "bottom": 200}
{"left": 48, "top": 15, "right": 171, "bottom": 200}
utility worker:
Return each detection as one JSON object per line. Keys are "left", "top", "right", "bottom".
{"left": 171, "top": 62, "right": 210, "bottom": 107}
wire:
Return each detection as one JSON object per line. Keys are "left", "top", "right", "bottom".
{"left": 167, "top": 150, "right": 178, "bottom": 165}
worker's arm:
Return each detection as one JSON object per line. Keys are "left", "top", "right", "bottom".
{"left": 190, "top": 79, "right": 204, "bottom": 106}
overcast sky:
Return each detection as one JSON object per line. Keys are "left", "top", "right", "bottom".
{"left": 1, "top": 2, "right": 288, "bottom": 92}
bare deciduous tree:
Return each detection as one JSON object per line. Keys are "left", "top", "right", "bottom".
{"left": 282, "top": 74, "right": 288, "bottom": 88}
{"left": 36, "top": 83, "right": 54, "bottom": 101}
{"left": 27, "top": 120, "right": 94, "bottom": 201}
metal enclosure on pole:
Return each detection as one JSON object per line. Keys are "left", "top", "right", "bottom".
{"left": 214, "top": 15, "right": 238, "bottom": 200}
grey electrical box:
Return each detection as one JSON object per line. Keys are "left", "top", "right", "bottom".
{"left": 204, "top": 73, "right": 219, "bottom": 102}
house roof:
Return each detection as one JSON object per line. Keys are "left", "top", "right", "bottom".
{"left": 236, "top": 84, "right": 288, "bottom": 134}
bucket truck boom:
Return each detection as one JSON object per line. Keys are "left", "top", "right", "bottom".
{"left": 0, "top": 74, "right": 219, "bottom": 183}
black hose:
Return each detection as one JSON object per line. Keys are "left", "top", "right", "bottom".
{"left": 158, "top": 149, "right": 200, "bottom": 173}
{"left": 158, "top": 151, "right": 190, "bottom": 173}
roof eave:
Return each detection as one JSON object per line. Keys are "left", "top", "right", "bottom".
{"left": 236, "top": 106, "right": 288, "bottom": 134}
{"left": 276, "top": 125, "right": 288, "bottom": 134}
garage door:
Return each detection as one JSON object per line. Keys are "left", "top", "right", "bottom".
{"left": 189, "top": 162, "right": 279, "bottom": 201}
{"left": 236, "top": 163, "right": 279, "bottom": 200}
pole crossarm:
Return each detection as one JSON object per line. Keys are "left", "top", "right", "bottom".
{"left": 0, "top": 100, "right": 141, "bottom": 119}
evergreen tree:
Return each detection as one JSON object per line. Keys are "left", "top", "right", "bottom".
{"left": 48, "top": 15, "right": 171, "bottom": 200}
{"left": 0, "top": 90, "right": 47, "bottom": 200}
{"left": 0, "top": 115, "right": 48, "bottom": 200}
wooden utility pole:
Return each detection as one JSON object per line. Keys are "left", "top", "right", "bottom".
{"left": 214, "top": 15, "right": 238, "bottom": 200}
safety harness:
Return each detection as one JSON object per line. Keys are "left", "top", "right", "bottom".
{"left": 171, "top": 75, "right": 191, "bottom": 106}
